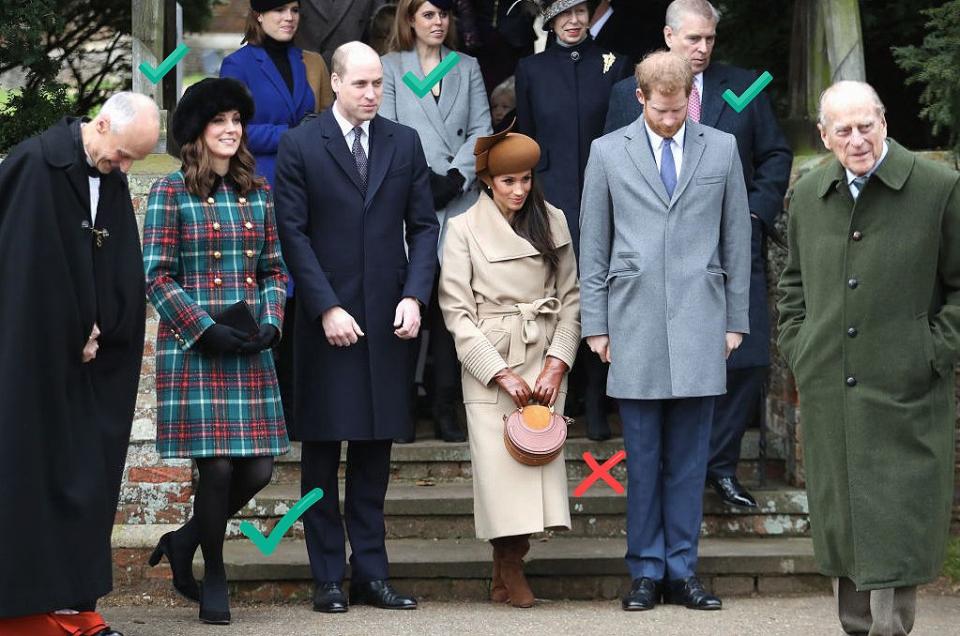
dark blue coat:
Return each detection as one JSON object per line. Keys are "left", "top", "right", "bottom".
{"left": 273, "top": 110, "right": 439, "bottom": 441}
{"left": 515, "top": 37, "right": 631, "bottom": 252}
{"left": 604, "top": 63, "right": 793, "bottom": 368}
{"left": 220, "top": 44, "right": 316, "bottom": 187}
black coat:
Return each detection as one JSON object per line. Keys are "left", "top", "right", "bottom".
{"left": 592, "top": 0, "right": 670, "bottom": 66}
{"left": 274, "top": 111, "right": 439, "bottom": 441}
{"left": 604, "top": 63, "right": 793, "bottom": 368}
{"left": 515, "top": 37, "right": 631, "bottom": 253}
{"left": 0, "top": 118, "right": 145, "bottom": 617}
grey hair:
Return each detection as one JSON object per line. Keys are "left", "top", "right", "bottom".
{"left": 491, "top": 75, "right": 516, "bottom": 101}
{"left": 817, "top": 80, "right": 886, "bottom": 125}
{"left": 665, "top": 0, "right": 720, "bottom": 31}
{"left": 98, "top": 92, "right": 159, "bottom": 133}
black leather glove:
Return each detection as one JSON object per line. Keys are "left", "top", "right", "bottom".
{"left": 429, "top": 168, "right": 465, "bottom": 210}
{"left": 241, "top": 324, "right": 280, "bottom": 353}
{"left": 196, "top": 324, "right": 251, "bottom": 354}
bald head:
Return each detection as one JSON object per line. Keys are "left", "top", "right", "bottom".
{"left": 330, "top": 42, "right": 384, "bottom": 126}
{"left": 83, "top": 92, "right": 160, "bottom": 174}
{"left": 817, "top": 81, "right": 888, "bottom": 176}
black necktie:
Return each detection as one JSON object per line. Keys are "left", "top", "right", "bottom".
{"left": 352, "top": 126, "right": 368, "bottom": 194}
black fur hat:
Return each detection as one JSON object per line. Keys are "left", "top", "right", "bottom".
{"left": 170, "top": 78, "right": 255, "bottom": 147}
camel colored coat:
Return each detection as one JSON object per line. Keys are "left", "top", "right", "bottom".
{"left": 440, "top": 193, "right": 581, "bottom": 539}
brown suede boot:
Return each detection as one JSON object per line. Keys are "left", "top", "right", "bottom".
{"left": 493, "top": 535, "right": 535, "bottom": 608}
{"left": 489, "top": 540, "right": 509, "bottom": 603}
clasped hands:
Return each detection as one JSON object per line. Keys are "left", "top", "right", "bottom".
{"left": 320, "top": 297, "right": 421, "bottom": 347}
{"left": 586, "top": 332, "right": 745, "bottom": 363}
{"left": 493, "top": 356, "right": 569, "bottom": 408}
{"left": 197, "top": 323, "right": 279, "bottom": 354}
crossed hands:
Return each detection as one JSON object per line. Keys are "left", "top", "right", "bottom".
{"left": 493, "top": 356, "right": 569, "bottom": 409}
{"left": 321, "top": 297, "right": 422, "bottom": 347}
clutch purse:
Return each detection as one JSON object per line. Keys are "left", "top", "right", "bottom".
{"left": 213, "top": 300, "right": 259, "bottom": 336}
{"left": 503, "top": 405, "right": 571, "bottom": 466}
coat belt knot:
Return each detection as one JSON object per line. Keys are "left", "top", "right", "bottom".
{"left": 477, "top": 297, "right": 561, "bottom": 367}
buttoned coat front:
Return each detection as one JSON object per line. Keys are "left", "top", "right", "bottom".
{"left": 777, "top": 140, "right": 960, "bottom": 589}
{"left": 579, "top": 118, "right": 751, "bottom": 399}
{"left": 439, "top": 193, "right": 581, "bottom": 539}
{"left": 380, "top": 48, "right": 492, "bottom": 254}
{"left": 143, "top": 173, "right": 288, "bottom": 458}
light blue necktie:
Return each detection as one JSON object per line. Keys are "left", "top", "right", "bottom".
{"left": 660, "top": 137, "right": 677, "bottom": 199}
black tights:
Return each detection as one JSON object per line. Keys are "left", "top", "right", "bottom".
{"left": 175, "top": 456, "right": 273, "bottom": 606}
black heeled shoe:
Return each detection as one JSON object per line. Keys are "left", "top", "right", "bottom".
{"left": 148, "top": 531, "right": 201, "bottom": 602}
{"left": 198, "top": 582, "right": 231, "bottom": 625}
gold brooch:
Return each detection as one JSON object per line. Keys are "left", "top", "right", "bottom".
{"left": 602, "top": 53, "right": 616, "bottom": 74}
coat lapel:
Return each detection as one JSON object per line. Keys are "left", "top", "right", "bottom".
{"left": 671, "top": 121, "right": 706, "bottom": 205}
{"left": 364, "top": 116, "right": 395, "bottom": 209}
{"left": 623, "top": 119, "right": 671, "bottom": 208}
{"left": 321, "top": 110, "right": 365, "bottom": 194}
{"left": 700, "top": 65, "right": 727, "bottom": 128}
{"left": 254, "top": 46, "right": 296, "bottom": 117}
{"left": 467, "top": 194, "right": 541, "bottom": 262}
{"left": 437, "top": 46, "right": 462, "bottom": 121}
{"left": 290, "top": 46, "right": 311, "bottom": 113}
{"left": 402, "top": 49, "right": 450, "bottom": 148}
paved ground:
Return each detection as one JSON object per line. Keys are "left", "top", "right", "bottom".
{"left": 102, "top": 594, "right": 960, "bottom": 636}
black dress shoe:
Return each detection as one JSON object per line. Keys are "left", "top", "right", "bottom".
{"left": 707, "top": 475, "right": 758, "bottom": 508}
{"left": 148, "top": 531, "right": 201, "bottom": 602}
{"left": 349, "top": 579, "right": 418, "bottom": 609}
{"left": 94, "top": 630, "right": 123, "bottom": 636}
{"left": 198, "top": 579, "right": 231, "bottom": 625}
{"left": 621, "top": 577, "right": 662, "bottom": 611}
{"left": 313, "top": 582, "right": 348, "bottom": 613}
{"left": 663, "top": 576, "right": 722, "bottom": 610}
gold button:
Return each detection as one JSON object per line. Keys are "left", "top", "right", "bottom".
{"left": 212, "top": 222, "right": 221, "bottom": 231}
{"left": 238, "top": 197, "right": 247, "bottom": 204}
{"left": 207, "top": 197, "right": 215, "bottom": 204}
{"left": 246, "top": 249, "right": 255, "bottom": 258}
{"left": 213, "top": 277, "right": 222, "bottom": 286}
{"left": 245, "top": 221, "right": 254, "bottom": 230}
{"left": 246, "top": 277, "right": 254, "bottom": 285}
{"left": 213, "top": 251, "right": 222, "bottom": 259}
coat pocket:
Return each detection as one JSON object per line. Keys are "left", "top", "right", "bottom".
{"left": 696, "top": 174, "right": 725, "bottom": 185}
{"left": 916, "top": 312, "right": 939, "bottom": 377}
{"left": 462, "top": 329, "right": 510, "bottom": 404}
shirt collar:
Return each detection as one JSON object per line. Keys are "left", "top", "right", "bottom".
{"left": 332, "top": 102, "right": 370, "bottom": 139}
{"left": 845, "top": 140, "right": 889, "bottom": 185}
{"left": 644, "top": 119, "right": 686, "bottom": 153}
{"left": 693, "top": 72, "right": 703, "bottom": 94}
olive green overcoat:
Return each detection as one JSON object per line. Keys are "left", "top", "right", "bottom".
{"left": 777, "top": 140, "right": 960, "bottom": 589}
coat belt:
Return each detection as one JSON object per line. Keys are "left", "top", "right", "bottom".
{"left": 476, "top": 297, "right": 561, "bottom": 367}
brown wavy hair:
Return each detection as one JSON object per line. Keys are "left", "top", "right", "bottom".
{"left": 389, "top": 0, "right": 459, "bottom": 52}
{"left": 180, "top": 128, "right": 265, "bottom": 198}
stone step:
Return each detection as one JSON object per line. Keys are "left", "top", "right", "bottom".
{"left": 203, "top": 536, "right": 826, "bottom": 601}
{"left": 271, "top": 429, "right": 785, "bottom": 485}
{"left": 230, "top": 481, "right": 809, "bottom": 539}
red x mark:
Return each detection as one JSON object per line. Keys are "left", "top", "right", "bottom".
{"left": 573, "top": 450, "right": 626, "bottom": 497}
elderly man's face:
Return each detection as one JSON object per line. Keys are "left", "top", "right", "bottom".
{"left": 819, "top": 99, "right": 887, "bottom": 176}
{"left": 88, "top": 113, "right": 158, "bottom": 173}
{"left": 664, "top": 13, "right": 716, "bottom": 75}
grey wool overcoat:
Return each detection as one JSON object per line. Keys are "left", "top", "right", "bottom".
{"left": 777, "top": 140, "right": 960, "bottom": 589}
{"left": 579, "top": 118, "right": 751, "bottom": 399}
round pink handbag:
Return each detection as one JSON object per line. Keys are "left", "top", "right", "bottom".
{"left": 502, "top": 405, "right": 571, "bottom": 466}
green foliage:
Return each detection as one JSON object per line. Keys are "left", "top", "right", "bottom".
{"left": 893, "top": 0, "right": 960, "bottom": 159}
{"left": 944, "top": 535, "right": 960, "bottom": 582}
{"left": 181, "top": 0, "right": 228, "bottom": 33}
{"left": 0, "top": 85, "right": 70, "bottom": 152}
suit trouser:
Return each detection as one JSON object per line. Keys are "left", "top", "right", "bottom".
{"left": 707, "top": 366, "right": 767, "bottom": 479}
{"left": 301, "top": 440, "right": 393, "bottom": 584}
{"left": 619, "top": 396, "right": 714, "bottom": 581}
{"left": 833, "top": 577, "right": 917, "bottom": 635}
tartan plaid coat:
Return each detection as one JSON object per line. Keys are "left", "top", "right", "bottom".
{"left": 144, "top": 171, "right": 289, "bottom": 458}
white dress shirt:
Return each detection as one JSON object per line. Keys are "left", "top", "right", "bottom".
{"left": 332, "top": 101, "right": 370, "bottom": 157}
{"left": 80, "top": 123, "right": 100, "bottom": 224}
{"left": 694, "top": 72, "right": 704, "bottom": 104}
{"left": 846, "top": 140, "right": 889, "bottom": 199}
{"left": 645, "top": 120, "right": 686, "bottom": 176}
{"left": 589, "top": 7, "right": 614, "bottom": 38}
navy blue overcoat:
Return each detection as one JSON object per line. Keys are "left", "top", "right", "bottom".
{"left": 273, "top": 110, "right": 439, "bottom": 440}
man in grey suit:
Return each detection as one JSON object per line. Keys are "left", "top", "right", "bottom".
{"left": 580, "top": 51, "right": 750, "bottom": 612}
{"left": 295, "top": 0, "right": 387, "bottom": 65}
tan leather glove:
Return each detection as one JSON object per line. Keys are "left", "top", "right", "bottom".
{"left": 492, "top": 367, "right": 533, "bottom": 409}
{"left": 532, "top": 355, "right": 569, "bottom": 406}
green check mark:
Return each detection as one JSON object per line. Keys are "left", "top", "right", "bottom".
{"left": 402, "top": 52, "right": 461, "bottom": 99}
{"left": 239, "top": 487, "right": 324, "bottom": 556}
{"left": 139, "top": 43, "right": 190, "bottom": 85}
{"left": 721, "top": 71, "right": 773, "bottom": 113}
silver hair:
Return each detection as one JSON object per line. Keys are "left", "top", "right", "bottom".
{"left": 97, "top": 92, "right": 160, "bottom": 133}
{"left": 665, "top": 0, "right": 721, "bottom": 31}
{"left": 817, "top": 80, "right": 886, "bottom": 125}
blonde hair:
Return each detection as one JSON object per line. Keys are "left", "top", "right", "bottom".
{"left": 389, "top": 0, "right": 459, "bottom": 52}
{"left": 635, "top": 50, "right": 693, "bottom": 98}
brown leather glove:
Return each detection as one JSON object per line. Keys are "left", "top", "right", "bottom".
{"left": 532, "top": 356, "right": 569, "bottom": 406}
{"left": 492, "top": 367, "right": 533, "bottom": 409}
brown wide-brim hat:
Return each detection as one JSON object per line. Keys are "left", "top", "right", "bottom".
{"left": 474, "top": 120, "right": 541, "bottom": 187}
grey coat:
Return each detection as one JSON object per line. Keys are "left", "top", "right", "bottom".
{"left": 579, "top": 118, "right": 751, "bottom": 399}
{"left": 380, "top": 49, "right": 492, "bottom": 255}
